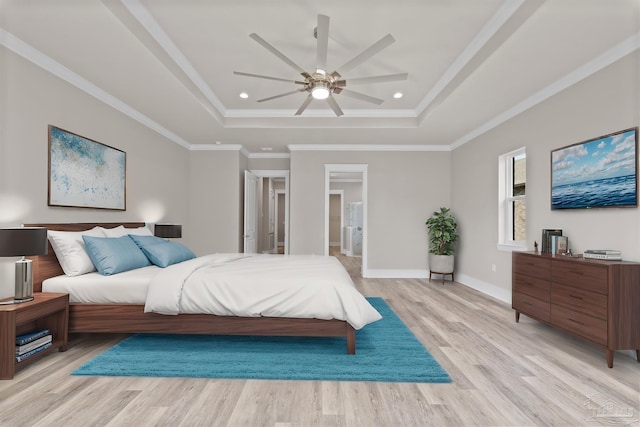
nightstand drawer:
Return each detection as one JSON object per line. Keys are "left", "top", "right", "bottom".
{"left": 551, "top": 305, "right": 607, "bottom": 345}
{"left": 513, "top": 292, "right": 550, "bottom": 322}
{"left": 551, "top": 261, "right": 607, "bottom": 294}
{"left": 513, "top": 273, "right": 550, "bottom": 302}
{"left": 552, "top": 284, "right": 607, "bottom": 320}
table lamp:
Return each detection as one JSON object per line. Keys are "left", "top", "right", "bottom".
{"left": 154, "top": 224, "right": 182, "bottom": 239}
{"left": 0, "top": 227, "right": 48, "bottom": 304}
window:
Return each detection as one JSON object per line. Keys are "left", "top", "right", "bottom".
{"left": 498, "top": 148, "right": 526, "bottom": 250}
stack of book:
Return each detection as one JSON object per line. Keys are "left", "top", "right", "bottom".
{"left": 583, "top": 249, "right": 622, "bottom": 260}
{"left": 15, "top": 329, "right": 53, "bottom": 363}
{"left": 541, "top": 229, "right": 564, "bottom": 254}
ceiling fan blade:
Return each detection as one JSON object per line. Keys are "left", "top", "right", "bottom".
{"left": 257, "top": 89, "right": 306, "bottom": 103}
{"left": 233, "top": 71, "right": 305, "bottom": 84}
{"left": 326, "top": 95, "right": 344, "bottom": 117}
{"left": 333, "top": 34, "right": 395, "bottom": 76}
{"left": 339, "top": 89, "right": 384, "bottom": 105}
{"left": 338, "top": 73, "right": 408, "bottom": 86}
{"left": 316, "top": 14, "right": 330, "bottom": 72}
{"left": 295, "top": 95, "right": 313, "bottom": 116}
{"left": 249, "top": 33, "right": 311, "bottom": 78}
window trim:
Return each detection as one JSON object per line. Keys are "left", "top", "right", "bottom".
{"left": 498, "top": 147, "right": 527, "bottom": 251}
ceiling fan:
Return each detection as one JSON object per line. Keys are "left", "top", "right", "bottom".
{"left": 233, "top": 14, "right": 408, "bottom": 117}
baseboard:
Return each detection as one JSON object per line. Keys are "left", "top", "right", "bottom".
{"left": 455, "top": 273, "right": 511, "bottom": 304}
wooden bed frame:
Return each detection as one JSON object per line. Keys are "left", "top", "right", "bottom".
{"left": 26, "top": 222, "right": 356, "bottom": 354}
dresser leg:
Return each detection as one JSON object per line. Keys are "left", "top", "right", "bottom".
{"left": 636, "top": 350, "right": 639, "bottom": 363}
{"left": 515, "top": 311, "right": 520, "bottom": 323}
{"left": 606, "top": 349, "right": 614, "bottom": 368}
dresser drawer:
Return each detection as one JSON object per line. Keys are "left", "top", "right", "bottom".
{"left": 513, "top": 292, "right": 550, "bottom": 322}
{"left": 551, "top": 260, "right": 607, "bottom": 294}
{"left": 552, "top": 283, "right": 607, "bottom": 320}
{"left": 513, "top": 273, "right": 550, "bottom": 302}
{"left": 513, "top": 254, "right": 550, "bottom": 281}
{"left": 551, "top": 305, "right": 607, "bottom": 345}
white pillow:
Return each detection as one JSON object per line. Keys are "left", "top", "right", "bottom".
{"left": 48, "top": 227, "right": 105, "bottom": 276}
{"left": 100, "top": 225, "right": 153, "bottom": 237}
{"left": 98, "top": 225, "right": 127, "bottom": 237}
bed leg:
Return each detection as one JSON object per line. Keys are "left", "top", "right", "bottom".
{"left": 346, "top": 325, "right": 356, "bottom": 355}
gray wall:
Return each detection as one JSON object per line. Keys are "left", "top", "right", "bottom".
{"left": 451, "top": 51, "right": 640, "bottom": 302}
{"left": 188, "top": 150, "right": 245, "bottom": 255}
{"left": 0, "top": 48, "right": 189, "bottom": 297}
{"left": 289, "top": 150, "right": 451, "bottom": 273}
{"left": 247, "top": 156, "right": 290, "bottom": 171}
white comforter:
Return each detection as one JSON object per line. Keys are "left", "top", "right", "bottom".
{"left": 144, "top": 254, "right": 382, "bottom": 330}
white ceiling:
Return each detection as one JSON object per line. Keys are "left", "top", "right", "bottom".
{"left": 1, "top": 0, "right": 639, "bottom": 154}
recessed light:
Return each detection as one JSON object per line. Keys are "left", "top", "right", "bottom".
{"left": 215, "top": 141, "right": 222, "bottom": 145}
{"left": 260, "top": 147, "right": 273, "bottom": 151}
{"left": 239, "top": 92, "right": 249, "bottom": 99}
{"left": 393, "top": 92, "right": 403, "bottom": 99}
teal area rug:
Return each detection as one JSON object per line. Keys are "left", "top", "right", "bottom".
{"left": 72, "top": 298, "right": 451, "bottom": 383}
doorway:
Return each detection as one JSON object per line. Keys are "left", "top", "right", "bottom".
{"left": 325, "top": 164, "right": 367, "bottom": 276}
{"left": 244, "top": 170, "right": 289, "bottom": 254}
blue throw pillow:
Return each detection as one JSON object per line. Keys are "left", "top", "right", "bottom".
{"left": 82, "top": 235, "right": 151, "bottom": 275}
{"left": 127, "top": 235, "right": 166, "bottom": 247}
{"left": 129, "top": 234, "right": 196, "bottom": 268}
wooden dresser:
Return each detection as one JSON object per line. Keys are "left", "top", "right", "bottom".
{"left": 512, "top": 251, "right": 640, "bottom": 368}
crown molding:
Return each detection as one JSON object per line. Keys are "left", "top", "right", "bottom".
{"left": 288, "top": 144, "right": 450, "bottom": 152}
{"left": 416, "top": 0, "right": 526, "bottom": 116}
{"left": 188, "top": 144, "right": 244, "bottom": 151}
{"left": 122, "top": 0, "right": 227, "bottom": 117}
{"left": 0, "top": 26, "right": 193, "bottom": 150}
{"left": 450, "top": 32, "right": 640, "bottom": 150}
{"left": 246, "top": 152, "right": 291, "bottom": 159}
{"left": 3, "top": 8, "right": 637, "bottom": 156}
{"left": 224, "top": 108, "right": 417, "bottom": 119}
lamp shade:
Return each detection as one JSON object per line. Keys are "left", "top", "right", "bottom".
{"left": 0, "top": 227, "right": 48, "bottom": 257}
{"left": 154, "top": 224, "right": 182, "bottom": 238}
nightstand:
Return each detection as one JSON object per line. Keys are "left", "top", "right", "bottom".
{"left": 0, "top": 292, "right": 69, "bottom": 379}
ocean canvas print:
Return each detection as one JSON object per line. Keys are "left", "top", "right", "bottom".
{"left": 48, "top": 126, "right": 126, "bottom": 210}
{"left": 551, "top": 128, "right": 637, "bottom": 209}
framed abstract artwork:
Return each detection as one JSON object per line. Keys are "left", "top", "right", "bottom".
{"left": 48, "top": 125, "right": 126, "bottom": 210}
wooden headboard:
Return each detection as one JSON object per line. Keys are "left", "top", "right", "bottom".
{"left": 24, "top": 222, "right": 146, "bottom": 292}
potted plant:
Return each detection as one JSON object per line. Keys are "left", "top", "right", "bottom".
{"left": 425, "top": 207, "right": 458, "bottom": 282}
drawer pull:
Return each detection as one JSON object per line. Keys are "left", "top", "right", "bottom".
{"left": 569, "top": 294, "right": 583, "bottom": 300}
{"left": 568, "top": 318, "right": 583, "bottom": 325}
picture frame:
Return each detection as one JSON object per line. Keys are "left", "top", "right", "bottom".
{"left": 551, "top": 127, "right": 638, "bottom": 210}
{"left": 48, "top": 125, "right": 126, "bottom": 210}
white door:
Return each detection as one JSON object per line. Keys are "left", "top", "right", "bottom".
{"left": 243, "top": 170, "right": 258, "bottom": 253}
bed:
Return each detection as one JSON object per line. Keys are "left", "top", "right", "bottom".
{"left": 27, "top": 222, "right": 381, "bottom": 354}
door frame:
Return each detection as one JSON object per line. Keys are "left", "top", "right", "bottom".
{"left": 324, "top": 164, "right": 367, "bottom": 275}
{"left": 249, "top": 170, "right": 290, "bottom": 254}
{"left": 243, "top": 170, "right": 258, "bottom": 253}
{"left": 328, "top": 189, "right": 344, "bottom": 252}
{"left": 274, "top": 189, "right": 286, "bottom": 251}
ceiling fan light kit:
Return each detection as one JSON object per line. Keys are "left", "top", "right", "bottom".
{"left": 234, "top": 14, "right": 408, "bottom": 116}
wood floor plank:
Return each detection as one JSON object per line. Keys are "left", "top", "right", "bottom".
{"left": 0, "top": 249, "right": 637, "bottom": 426}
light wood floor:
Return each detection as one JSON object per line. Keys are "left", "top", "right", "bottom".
{"left": 1, "top": 251, "right": 638, "bottom": 427}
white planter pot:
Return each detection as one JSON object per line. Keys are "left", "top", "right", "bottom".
{"left": 429, "top": 254, "right": 455, "bottom": 274}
